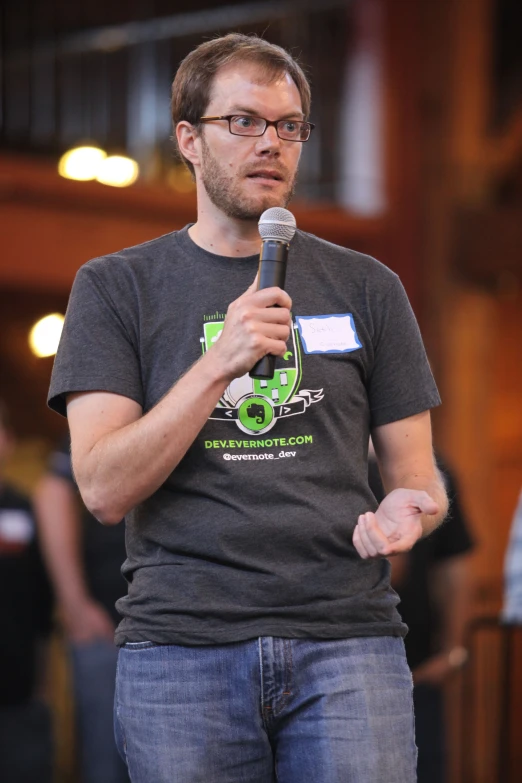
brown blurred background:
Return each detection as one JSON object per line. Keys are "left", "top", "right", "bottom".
{"left": 1, "top": 0, "right": 521, "bottom": 781}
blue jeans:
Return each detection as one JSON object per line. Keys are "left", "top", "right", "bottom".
{"left": 70, "top": 639, "right": 130, "bottom": 783}
{"left": 115, "top": 635, "right": 416, "bottom": 783}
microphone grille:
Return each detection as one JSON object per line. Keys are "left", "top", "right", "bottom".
{"left": 258, "top": 207, "right": 297, "bottom": 243}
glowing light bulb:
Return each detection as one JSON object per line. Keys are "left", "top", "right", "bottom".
{"left": 58, "top": 146, "right": 107, "bottom": 181}
{"left": 29, "top": 314, "right": 65, "bottom": 358}
{"left": 96, "top": 155, "right": 139, "bottom": 187}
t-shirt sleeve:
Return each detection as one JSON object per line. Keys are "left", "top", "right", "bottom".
{"left": 48, "top": 261, "right": 143, "bottom": 417}
{"left": 368, "top": 274, "right": 441, "bottom": 427}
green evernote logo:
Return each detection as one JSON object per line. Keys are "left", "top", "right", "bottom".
{"left": 201, "top": 316, "right": 323, "bottom": 435}
{"left": 237, "top": 395, "right": 274, "bottom": 434}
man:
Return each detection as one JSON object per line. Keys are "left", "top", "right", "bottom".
{"left": 34, "top": 438, "right": 129, "bottom": 783}
{"left": 0, "top": 401, "right": 54, "bottom": 783}
{"left": 48, "top": 33, "right": 448, "bottom": 783}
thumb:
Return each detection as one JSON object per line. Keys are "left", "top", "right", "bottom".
{"left": 411, "top": 490, "right": 439, "bottom": 516}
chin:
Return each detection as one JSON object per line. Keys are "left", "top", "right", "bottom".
{"left": 252, "top": 191, "right": 291, "bottom": 213}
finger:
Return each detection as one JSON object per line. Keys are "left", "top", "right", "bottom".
{"left": 353, "top": 519, "right": 371, "bottom": 559}
{"left": 254, "top": 306, "right": 292, "bottom": 325}
{"left": 251, "top": 286, "right": 292, "bottom": 310}
{"left": 263, "top": 338, "right": 292, "bottom": 358}
{"left": 376, "top": 524, "right": 421, "bottom": 556}
{"left": 357, "top": 514, "right": 381, "bottom": 558}
{"left": 245, "top": 272, "right": 260, "bottom": 294}
{"left": 361, "top": 512, "right": 396, "bottom": 557}
{"left": 256, "top": 323, "right": 291, "bottom": 343}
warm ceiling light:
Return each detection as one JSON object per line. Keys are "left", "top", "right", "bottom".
{"left": 95, "top": 155, "right": 139, "bottom": 187}
{"left": 58, "top": 146, "right": 107, "bottom": 181}
{"left": 29, "top": 314, "right": 65, "bottom": 358}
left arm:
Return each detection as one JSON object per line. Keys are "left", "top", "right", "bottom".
{"left": 412, "top": 553, "right": 473, "bottom": 684}
{"left": 354, "top": 411, "right": 448, "bottom": 559}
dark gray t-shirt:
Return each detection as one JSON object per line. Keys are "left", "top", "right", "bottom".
{"left": 48, "top": 226, "right": 440, "bottom": 646}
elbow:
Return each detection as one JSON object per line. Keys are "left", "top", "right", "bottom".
{"left": 80, "top": 485, "right": 125, "bottom": 526}
{"left": 73, "top": 451, "right": 127, "bottom": 525}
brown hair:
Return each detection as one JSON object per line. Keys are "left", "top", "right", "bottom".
{"left": 171, "top": 33, "right": 311, "bottom": 175}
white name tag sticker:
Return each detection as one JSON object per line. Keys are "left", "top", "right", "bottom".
{"left": 296, "top": 314, "right": 362, "bottom": 354}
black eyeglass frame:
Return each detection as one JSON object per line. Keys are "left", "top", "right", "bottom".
{"left": 199, "top": 115, "right": 315, "bottom": 142}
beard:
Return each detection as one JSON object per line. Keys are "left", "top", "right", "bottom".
{"left": 199, "top": 135, "right": 297, "bottom": 221}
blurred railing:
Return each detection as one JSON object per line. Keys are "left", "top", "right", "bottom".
{"left": 459, "top": 616, "right": 522, "bottom": 783}
{"left": 0, "top": 0, "right": 357, "bottom": 203}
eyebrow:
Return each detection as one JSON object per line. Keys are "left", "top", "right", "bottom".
{"left": 227, "top": 105, "right": 305, "bottom": 120}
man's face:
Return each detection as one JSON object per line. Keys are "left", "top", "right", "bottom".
{"left": 196, "top": 62, "right": 304, "bottom": 221}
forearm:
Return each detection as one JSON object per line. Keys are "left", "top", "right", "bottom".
{"left": 372, "top": 413, "right": 448, "bottom": 537}
{"left": 71, "top": 351, "right": 229, "bottom": 524}
{"left": 34, "top": 476, "right": 90, "bottom": 607}
{"left": 433, "top": 557, "right": 473, "bottom": 650}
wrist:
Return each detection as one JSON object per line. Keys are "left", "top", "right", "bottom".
{"left": 197, "top": 349, "right": 235, "bottom": 388}
{"left": 446, "top": 646, "right": 469, "bottom": 669}
{"left": 60, "top": 590, "right": 91, "bottom": 613}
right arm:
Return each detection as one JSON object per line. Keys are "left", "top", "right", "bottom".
{"left": 34, "top": 473, "right": 115, "bottom": 641}
{"left": 67, "top": 280, "right": 292, "bottom": 524}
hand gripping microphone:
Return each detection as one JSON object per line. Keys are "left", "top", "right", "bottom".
{"left": 249, "top": 207, "right": 297, "bottom": 380}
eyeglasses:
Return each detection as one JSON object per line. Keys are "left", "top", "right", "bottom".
{"left": 199, "top": 115, "right": 315, "bottom": 142}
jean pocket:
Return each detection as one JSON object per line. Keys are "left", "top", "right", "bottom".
{"left": 122, "top": 641, "right": 159, "bottom": 650}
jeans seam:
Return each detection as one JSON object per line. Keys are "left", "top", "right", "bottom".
{"left": 123, "top": 641, "right": 157, "bottom": 650}
{"left": 258, "top": 637, "right": 269, "bottom": 730}
{"left": 274, "top": 639, "right": 293, "bottom": 717}
{"left": 114, "top": 654, "right": 129, "bottom": 770}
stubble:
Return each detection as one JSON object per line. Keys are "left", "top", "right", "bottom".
{"left": 199, "top": 135, "right": 297, "bottom": 221}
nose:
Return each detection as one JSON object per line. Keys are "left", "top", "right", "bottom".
{"left": 254, "top": 124, "right": 281, "bottom": 155}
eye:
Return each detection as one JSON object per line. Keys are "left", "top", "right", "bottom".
{"left": 232, "top": 116, "right": 257, "bottom": 130}
{"left": 282, "top": 121, "right": 298, "bottom": 134}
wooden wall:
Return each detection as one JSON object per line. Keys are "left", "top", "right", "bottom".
{"left": 1, "top": 1, "right": 521, "bottom": 778}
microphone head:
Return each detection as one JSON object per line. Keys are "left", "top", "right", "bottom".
{"left": 258, "top": 207, "right": 297, "bottom": 243}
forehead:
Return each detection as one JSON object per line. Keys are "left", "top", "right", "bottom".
{"left": 207, "top": 62, "right": 303, "bottom": 117}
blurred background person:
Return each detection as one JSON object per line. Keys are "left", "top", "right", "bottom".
{"left": 35, "top": 436, "right": 129, "bottom": 783}
{"left": 0, "top": 400, "right": 54, "bottom": 783}
{"left": 368, "top": 447, "right": 474, "bottom": 783}
{"left": 503, "top": 489, "right": 522, "bottom": 623}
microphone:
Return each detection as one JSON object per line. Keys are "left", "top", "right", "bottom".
{"left": 249, "top": 207, "right": 297, "bottom": 380}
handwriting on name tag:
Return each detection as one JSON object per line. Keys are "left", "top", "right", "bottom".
{"left": 296, "top": 314, "right": 362, "bottom": 354}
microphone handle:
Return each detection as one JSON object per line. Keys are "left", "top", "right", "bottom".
{"left": 249, "top": 239, "right": 289, "bottom": 380}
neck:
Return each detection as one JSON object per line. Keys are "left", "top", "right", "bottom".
{"left": 189, "top": 220, "right": 260, "bottom": 258}
{"left": 188, "top": 186, "right": 262, "bottom": 257}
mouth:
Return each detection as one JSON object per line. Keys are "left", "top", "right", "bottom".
{"left": 246, "top": 170, "right": 284, "bottom": 183}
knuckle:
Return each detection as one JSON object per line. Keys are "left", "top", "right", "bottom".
{"left": 239, "top": 308, "right": 252, "bottom": 325}
{"left": 250, "top": 333, "right": 263, "bottom": 351}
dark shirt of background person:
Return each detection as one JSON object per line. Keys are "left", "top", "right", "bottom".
{"left": 0, "top": 454, "right": 54, "bottom": 782}
{"left": 368, "top": 453, "right": 474, "bottom": 783}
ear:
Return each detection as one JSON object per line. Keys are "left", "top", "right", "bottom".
{"left": 176, "top": 121, "right": 201, "bottom": 170}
